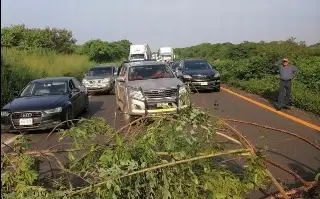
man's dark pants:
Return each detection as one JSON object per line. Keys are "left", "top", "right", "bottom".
{"left": 278, "top": 79, "right": 292, "bottom": 108}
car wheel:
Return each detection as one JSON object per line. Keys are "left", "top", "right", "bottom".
{"left": 115, "top": 91, "right": 121, "bottom": 110}
{"left": 123, "top": 102, "right": 133, "bottom": 125}
{"left": 64, "top": 107, "right": 74, "bottom": 129}
{"left": 109, "top": 86, "right": 115, "bottom": 95}
{"left": 215, "top": 87, "right": 221, "bottom": 92}
{"left": 83, "top": 96, "right": 89, "bottom": 112}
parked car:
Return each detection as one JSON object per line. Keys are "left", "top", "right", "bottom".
{"left": 115, "top": 61, "right": 189, "bottom": 124}
{"left": 1, "top": 77, "right": 89, "bottom": 133}
{"left": 176, "top": 59, "right": 220, "bottom": 92}
{"left": 82, "top": 65, "right": 117, "bottom": 94}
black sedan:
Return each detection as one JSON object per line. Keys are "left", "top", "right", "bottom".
{"left": 176, "top": 59, "right": 221, "bottom": 92}
{"left": 1, "top": 77, "right": 89, "bottom": 133}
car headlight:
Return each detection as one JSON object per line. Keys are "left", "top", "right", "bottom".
{"left": 183, "top": 75, "right": 192, "bottom": 79}
{"left": 214, "top": 72, "right": 220, "bottom": 78}
{"left": 102, "top": 78, "right": 110, "bottom": 83}
{"left": 128, "top": 89, "right": 144, "bottom": 101}
{"left": 1, "top": 111, "right": 10, "bottom": 117}
{"left": 179, "top": 86, "right": 187, "bottom": 95}
{"left": 82, "top": 79, "right": 89, "bottom": 84}
{"left": 44, "top": 107, "right": 62, "bottom": 114}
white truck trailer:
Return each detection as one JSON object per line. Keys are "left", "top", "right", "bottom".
{"left": 128, "top": 44, "right": 152, "bottom": 61}
{"left": 158, "top": 47, "right": 174, "bottom": 62}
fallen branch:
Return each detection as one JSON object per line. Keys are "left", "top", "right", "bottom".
{"left": 71, "top": 149, "right": 251, "bottom": 195}
{"left": 223, "top": 118, "right": 320, "bottom": 151}
{"left": 218, "top": 119, "right": 290, "bottom": 199}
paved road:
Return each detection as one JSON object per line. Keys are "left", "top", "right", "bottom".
{"left": 2, "top": 85, "right": 320, "bottom": 198}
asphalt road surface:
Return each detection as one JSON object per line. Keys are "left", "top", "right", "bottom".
{"left": 2, "top": 84, "right": 320, "bottom": 198}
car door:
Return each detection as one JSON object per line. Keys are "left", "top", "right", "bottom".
{"left": 72, "top": 78, "right": 86, "bottom": 109}
{"left": 68, "top": 80, "right": 81, "bottom": 114}
{"left": 112, "top": 66, "right": 117, "bottom": 86}
{"left": 118, "top": 64, "right": 128, "bottom": 103}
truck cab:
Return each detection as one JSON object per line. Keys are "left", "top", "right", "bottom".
{"left": 158, "top": 47, "right": 174, "bottom": 62}
{"left": 129, "top": 44, "right": 152, "bottom": 61}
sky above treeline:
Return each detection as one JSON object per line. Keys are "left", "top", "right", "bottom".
{"left": 1, "top": 0, "right": 319, "bottom": 51}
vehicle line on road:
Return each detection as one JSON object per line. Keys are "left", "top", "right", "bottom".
{"left": 221, "top": 87, "right": 320, "bottom": 132}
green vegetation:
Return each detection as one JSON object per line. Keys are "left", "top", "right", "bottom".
{"left": 1, "top": 25, "right": 130, "bottom": 107}
{"left": 1, "top": 108, "right": 269, "bottom": 199}
{"left": 175, "top": 39, "right": 320, "bottom": 115}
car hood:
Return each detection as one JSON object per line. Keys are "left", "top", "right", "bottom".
{"left": 3, "top": 95, "right": 68, "bottom": 112}
{"left": 127, "top": 78, "right": 183, "bottom": 91}
{"left": 84, "top": 76, "right": 111, "bottom": 80}
{"left": 183, "top": 69, "right": 215, "bottom": 76}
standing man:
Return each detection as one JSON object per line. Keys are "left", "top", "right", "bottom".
{"left": 275, "top": 58, "right": 299, "bottom": 110}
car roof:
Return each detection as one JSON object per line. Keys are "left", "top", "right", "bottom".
{"left": 127, "top": 60, "right": 166, "bottom": 67}
{"left": 91, "top": 65, "right": 115, "bottom": 68}
{"left": 31, "top": 77, "right": 74, "bottom": 83}
{"left": 183, "top": 58, "right": 207, "bottom": 62}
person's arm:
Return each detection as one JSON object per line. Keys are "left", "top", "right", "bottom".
{"left": 292, "top": 65, "right": 299, "bottom": 75}
{"left": 274, "top": 59, "right": 282, "bottom": 68}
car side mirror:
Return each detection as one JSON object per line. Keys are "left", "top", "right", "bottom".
{"left": 13, "top": 90, "right": 20, "bottom": 97}
{"left": 116, "top": 76, "right": 125, "bottom": 82}
{"left": 175, "top": 71, "right": 183, "bottom": 78}
{"left": 72, "top": 88, "right": 80, "bottom": 93}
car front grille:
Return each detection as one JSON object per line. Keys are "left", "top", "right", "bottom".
{"left": 11, "top": 111, "right": 42, "bottom": 119}
{"left": 89, "top": 80, "right": 103, "bottom": 84}
{"left": 143, "top": 88, "right": 177, "bottom": 98}
{"left": 191, "top": 74, "right": 214, "bottom": 80}
{"left": 11, "top": 111, "right": 42, "bottom": 129}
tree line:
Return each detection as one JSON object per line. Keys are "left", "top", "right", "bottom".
{"left": 1, "top": 24, "right": 132, "bottom": 63}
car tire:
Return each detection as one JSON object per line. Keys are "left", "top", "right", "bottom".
{"left": 64, "top": 106, "right": 74, "bottom": 129}
{"left": 215, "top": 87, "right": 221, "bottom": 92}
{"left": 123, "top": 102, "right": 133, "bottom": 125}
{"left": 83, "top": 96, "right": 89, "bottom": 112}
{"left": 109, "top": 86, "right": 115, "bottom": 95}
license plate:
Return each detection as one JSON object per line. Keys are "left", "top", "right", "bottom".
{"left": 19, "top": 118, "right": 33, "bottom": 125}
{"left": 157, "top": 103, "right": 169, "bottom": 108}
{"left": 200, "top": 82, "right": 208, "bottom": 85}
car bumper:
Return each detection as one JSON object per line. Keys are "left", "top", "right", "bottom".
{"left": 84, "top": 83, "right": 112, "bottom": 92}
{"left": 187, "top": 80, "right": 220, "bottom": 90}
{"left": 128, "top": 98, "right": 189, "bottom": 116}
{"left": 1, "top": 113, "right": 64, "bottom": 133}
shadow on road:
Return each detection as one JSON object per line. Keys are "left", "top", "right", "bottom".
{"left": 82, "top": 100, "right": 105, "bottom": 118}
{"left": 261, "top": 89, "right": 279, "bottom": 109}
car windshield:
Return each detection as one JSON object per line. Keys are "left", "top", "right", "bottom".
{"left": 130, "top": 54, "right": 145, "bottom": 60}
{"left": 20, "top": 81, "right": 68, "bottom": 97}
{"left": 128, "top": 64, "right": 175, "bottom": 81}
{"left": 88, "top": 67, "right": 112, "bottom": 76}
{"left": 184, "top": 60, "right": 211, "bottom": 70}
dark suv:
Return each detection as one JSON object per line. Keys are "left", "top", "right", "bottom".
{"left": 176, "top": 59, "right": 220, "bottom": 92}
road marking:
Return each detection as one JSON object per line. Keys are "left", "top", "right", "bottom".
{"left": 1, "top": 135, "right": 20, "bottom": 148}
{"left": 221, "top": 87, "right": 320, "bottom": 132}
